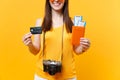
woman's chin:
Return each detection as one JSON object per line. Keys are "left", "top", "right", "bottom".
{"left": 52, "top": 8, "right": 62, "bottom": 11}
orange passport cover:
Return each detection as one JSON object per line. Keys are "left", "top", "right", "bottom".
{"left": 72, "top": 26, "right": 85, "bottom": 45}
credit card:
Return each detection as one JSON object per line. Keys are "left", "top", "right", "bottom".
{"left": 30, "top": 27, "right": 42, "bottom": 34}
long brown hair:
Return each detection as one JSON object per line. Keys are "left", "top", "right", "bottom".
{"left": 42, "top": 0, "right": 73, "bottom": 33}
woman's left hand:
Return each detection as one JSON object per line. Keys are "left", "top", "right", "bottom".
{"left": 80, "top": 38, "right": 90, "bottom": 52}
{"left": 73, "top": 38, "right": 91, "bottom": 54}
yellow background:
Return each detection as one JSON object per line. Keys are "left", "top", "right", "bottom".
{"left": 0, "top": 0, "right": 120, "bottom": 80}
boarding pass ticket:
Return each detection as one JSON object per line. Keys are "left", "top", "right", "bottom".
{"left": 74, "top": 16, "right": 86, "bottom": 27}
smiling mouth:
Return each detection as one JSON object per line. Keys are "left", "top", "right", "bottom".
{"left": 53, "top": 2, "right": 61, "bottom": 6}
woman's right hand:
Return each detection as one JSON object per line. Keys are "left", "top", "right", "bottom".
{"left": 22, "top": 32, "right": 33, "bottom": 46}
{"left": 22, "top": 18, "right": 41, "bottom": 54}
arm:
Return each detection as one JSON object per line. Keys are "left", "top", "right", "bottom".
{"left": 22, "top": 18, "right": 42, "bottom": 55}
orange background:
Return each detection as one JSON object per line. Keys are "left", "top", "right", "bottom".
{"left": 0, "top": 0, "right": 120, "bottom": 80}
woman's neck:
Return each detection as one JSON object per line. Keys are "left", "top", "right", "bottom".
{"left": 52, "top": 9, "right": 63, "bottom": 28}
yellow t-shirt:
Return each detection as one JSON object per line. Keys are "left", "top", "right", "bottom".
{"left": 35, "top": 25, "right": 76, "bottom": 80}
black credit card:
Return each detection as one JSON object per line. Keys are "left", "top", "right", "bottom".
{"left": 30, "top": 27, "right": 42, "bottom": 34}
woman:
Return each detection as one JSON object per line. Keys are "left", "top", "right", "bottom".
{"left": 22, "top": 0, "right": 90, "bottom": 80}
